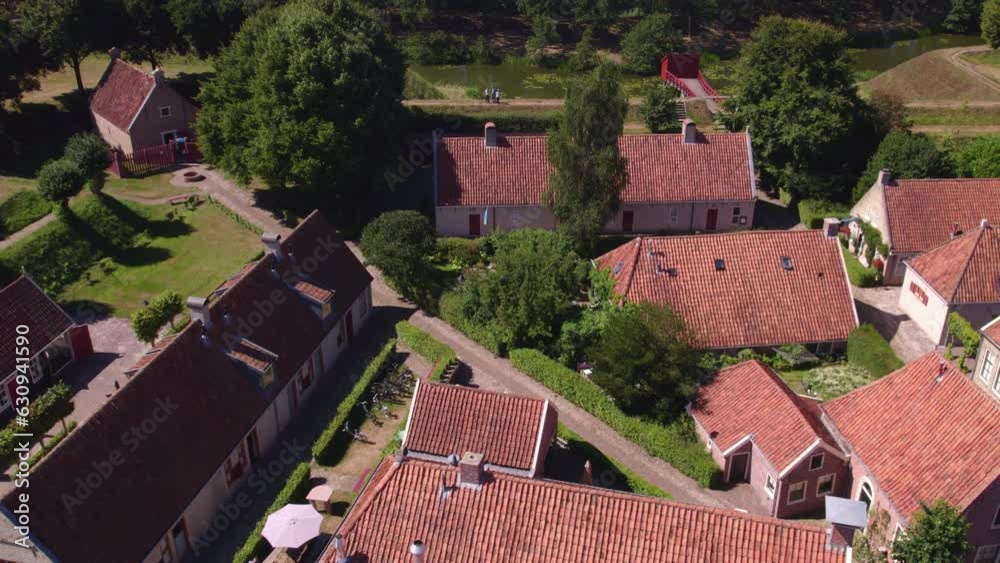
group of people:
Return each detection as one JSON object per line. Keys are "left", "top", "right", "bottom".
{"left": 482, "top": 87, "right": 502, "bottom": 104}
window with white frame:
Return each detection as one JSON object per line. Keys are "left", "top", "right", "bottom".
{"left": 788, "top": 481, "right": 807, "bottom": 504}
{"left": 994, "top": 368, "right": 1000, "bottom": 395}
{"left": 816, "top": 474, "right": 835, "bottom": 496}
{"left": 765, "top": 475, "right": 776, "bottom": 498}
{"left": 981, "top": 350, "right": 996, "bottom": 382}
{"left": 974, "top": 545, "right": 999, "bottom": 563}
{"left": 809, "top": 453, "right": 824, "bottom": 471}
{"left": 159, "top": 106, "right": 171, "bottom": 118}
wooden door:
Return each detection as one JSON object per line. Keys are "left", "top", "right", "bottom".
{"left": 469, "top": 214, "right": 481, "bottom": 236}
{"left": 622, "top": 210, "right": 634, "bottom": 233}
{"left": 706, "top": 209, "right": 719, "bottom": 231}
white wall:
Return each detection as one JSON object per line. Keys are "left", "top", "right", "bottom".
{"left": 898, "top": 267, "right": 951, "bottom": 345}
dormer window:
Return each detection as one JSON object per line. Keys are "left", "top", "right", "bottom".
{"left": 159, "top": 105, "right": 171, "bottom": 118}
{"left": 781, "top": 256, "right": 794, "bottom": 271}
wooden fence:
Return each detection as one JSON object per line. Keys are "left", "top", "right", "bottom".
{"left": 109, "top": 140, "right": 201, "bottom": 178}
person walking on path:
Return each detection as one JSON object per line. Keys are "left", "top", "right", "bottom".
{"left": 494, "top": 88, "right": 501, "bottom": 104}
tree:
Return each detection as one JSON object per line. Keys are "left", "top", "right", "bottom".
{"left": 64, "top": 133, "right": 111, "bottom": 194}
{"left": 853, "top": 131, "right": 953, "bottom": 201}
{"left": 360, "top": 210, "right": 436, "bottom": 299}
{"left": 720, "top": 16, "right": 881, "bottom": 201}
{"left": 944, "top": 0, "right": 984, "bottom": 33}
{"left": 621, "top": 13, "right": 682, "bottom": 75}
{"left": 36, "top": 158, "right": 86, "bottom": 208}
{"left": 892, "top": 499, "right": 972, "bottom": 563}
{"left": 525, "top": 14, "right": 557, "bottom": 64}
{"left": 121, "top": 0, "right": 185, "bottom": 68}
{"left": 458, "top": 229, "right": 585, "bottom": 351}
{"left": 196, "top": 0, "right": 405, "bottom": 204}
{"left": 0, "top": 9, "right": 55, "bottom": 158}
{"left": 954, "top": 135, "right": 1000, "bottom": 177}
{"left": 587, "top": 302, "right": 701, "bottom": 421}
{"left": 16, "top": 0, "right": 110, "bottom": 91}
{"left": 983, "top": 0, "right": 1000, "bottom": 48}
{"left": 545, "top": 64, "right": 628, "bottom": 250}
{"left": 165, "top": 0, "right": 264, "bottom": 58}
{"left": 640, "top": 84, "right": 680, "bottom": 133}
{"left": 131, "top": 290, "right": 185, "bottom": 344}
{"left": 566, "top": 26, "right": 599, "bottom": 71}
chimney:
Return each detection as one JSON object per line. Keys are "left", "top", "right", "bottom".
{"left": 151, "top": 67, "right": 165, "bottom": 84}
{"left": 409, "top": 540, "right": 426, "bottom": 563}
{"left": 186, "top": 296, "right": 211, "bottom": 329}
{"left": 682, "top": 119, "right": 697, "bottom": 144}
{"left": 484, "top": 122, "right": 497, "bottom": 147}
{"left": 822, "top": 217, "right": 841, "bottom": 239}
{"left": 951, "top": 222, "right": 961, "bottom": 239}
{"left": 935, "top": 359, "right": 947, "bottom": 383}
{"left": 981, "top": 218, "right": 990, "bottom": 229}
{"left": 331, "top": 534, "right": 348, "bottom": 563}
{"left": 825, "top": 497, "right": 867, "bottom": 551}
{"left": 108, "top": 47, "right": 121, "bottom": 61}
{"left": 581, "top": 460, "right": 593, "bottom": 485}
{"left": 261, "top": 233, "right": 283, "bottom": 260}
{"left": 458, "top": 451, "right": 485, "bottom": 489}
{"left": 877, "top": 168, "right": 892, "bottom": 187}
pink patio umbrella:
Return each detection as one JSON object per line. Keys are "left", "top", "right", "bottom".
{"left": 261, "top": 504, "right": 323, "bottom": 549}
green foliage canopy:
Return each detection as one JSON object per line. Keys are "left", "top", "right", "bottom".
{"left": 621, "top": 13, "right": 682, "bottom": 75}
{"left": 360, "top": 210, "right": 436, "bottom": 299}
{"left": 853, "top": 131, "right": 953, "bottom": 202}
{"left": 892, "top": 499, "right": 972, "bottom": 563}
{"left": 64, "top": 133, "right": 111, "bottom": 194}
{"left": 983, "top": 0, "right": 1000, "bottom": 48}
{"left": 36, "top": 158, "right": 86, "bottom": 208}
{"left": 953, "top": 135, "right": 1000, "bottom": 177}
{"left": 640, "top": 84, "right": 680, "bottom": 133}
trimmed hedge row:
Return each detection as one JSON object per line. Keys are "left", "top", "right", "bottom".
{"left": 395, "top": 321, "right": 456, "bottom": 381}
{"left": 847, "top": 324, "right": 903, "bottom": 378}
{"left": 231, "top": 462, "right": 312, "bottom": 563}
{"left": 312, "top": 339, "right": 397, "bottom": 466}
{"left": 947, "top": 312, "right": 981, "bottom": 370}
{"left": 510, "top": 348, "right": 720, "bottom": 488}
{"left": 0, "top": 381, "right": 73, "bottom": 468}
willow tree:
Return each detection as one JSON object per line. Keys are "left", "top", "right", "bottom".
{"left": 544, "top": 63, "right": 628, "bottom": 251}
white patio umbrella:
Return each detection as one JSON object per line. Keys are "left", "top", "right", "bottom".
{"left": 261, "top": 504, "right": 323, "bottom": 549}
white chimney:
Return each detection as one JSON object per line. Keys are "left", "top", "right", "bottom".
{"left": 484, "top": 122, "right": 497, "bottom": 147}
{"left": 109, "top": 47, "right": 121, "bottom": 61}
{"left": 981, "top": 218, "right": 990, "bottom": 229}
{"left": 409, "top": 540, "right": 426, "bottom": 563}
{"left": 935, "top": 359, "right": 947, "bottom": 383}
{"left": 682, "top": 119, "right": 697, "bottom": 144}
{"left": 186, "top": 296, "right": 211, "bottom": 329}
{"left": 331, "top": 534, "right": 347, "bottom": 563}
{"left": 458, "top": 451, "right": 485, "bottom": 489}
{"left": 261, "top": 233, "right": 283, "bottom": 259}
{"left": 877, "top": 168, "right": 892, "bottom": 187}
{"left": 822, "top": 218, "right": 841, "bottom": 239}
{"left": 151, "top": 67, "right": 165, "bottom": 84}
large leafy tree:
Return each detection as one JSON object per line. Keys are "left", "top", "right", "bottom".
{"left": 166, "top": 0, "right": 268, "bottom": 57}
{"left": 196, "top": 0, "right": 404, "bottom": 203}
{"left": 621, "top": 13, "right": 683, "bottom": 75}
{"left": 16, "top": 0, "right": 113, "bottom": 91}
{"left": 360, "top": 210, "right": 436, "bottom": 299}
{"left": 892, "top": 499, "right": 971, "bottom": 563}
{"left": 588, "top": 302, "right": 701, "bottom": 422}
{"left": 721, "top": 16, "right": 882, "bottom": 201}
{"left": 64, "top": 133, "right": 111, "bottom": 194}
{"left": 853, "top": 131, "right": 953, "bottom": 201}
{"left": 121, "top": 0, "right": 185, "bottom": 68}
{"left": 640, "top": 84, "right": 680, "bottom": 133}
{"left": 954, "top": 135, "right": 1000, "bottom": 177}
{"left": 944, "top": 0, "right": 984, "bottom": 33}
{"left": 36, "top": 158, "right": 86, "bottom": 209}
{"left": 545, "top": 63, "right": 628, "bottom": 251}
{"left": 983, "top": 0, "right": 1000, "bottom": 48}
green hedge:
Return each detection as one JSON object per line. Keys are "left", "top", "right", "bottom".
{"left": 0, "top": 381, "right": 74, "bottom": 468}
{"left": 395, "top": 321, "right": 456, "bottom": 382}
{"left": 797, "top": 198, "right": 851, "bottom": 229}
{"left": 510, "top": 348, "right": 720, "bottom": 488}
{"left": 439, "top": 291, "right": 504, "bottom": 356}
{"left": 435, "top": 237, "right": 483, "bottom": 267}
{"left": 312, "top": 339, "right": 397, "bottom": 466}
{"left": 947, "top": 312, "right": 981, "bottom": 370}
{"left": 841, "top": 246, "right": 880, "bottom": 287}
{"left": 0, "top": 191, "right": 52, "bottom": 237}
{"left": 847, "top": 324, "right": 903, "bottom": 378}
{"left": 231, "top": 462, "right": 312, "bottom": 563}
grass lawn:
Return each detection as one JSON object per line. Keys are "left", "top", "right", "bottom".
{"left": 779, "top": 368, "right": 811, "bottom": 396}
{"left": 0, "top": 176, "right": 35, "bottom": 201}
{"left": 59, "top": 199, "right": 261, "bottom": 316}
{"left": 841, "top": 246, "right": 879, "bottom": 287}
{"left": 907, "top": 106, "right": 1000, "bottom": 126}
{"left": 103, "top": 173, "right": 192, "bottom": 202}
{"left": 865, "top": 49, "right": 1000, "bottom": 103}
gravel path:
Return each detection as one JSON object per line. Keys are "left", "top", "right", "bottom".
{"left": 0, "top": 213, "right": 55, "bottom": 251}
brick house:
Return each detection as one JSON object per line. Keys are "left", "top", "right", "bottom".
{"left": 89, "top": 48, "right": 198, "bottom": 153}
{"left": 689, "top": 360, "right": 851, "bottom": 518}
{"left": 321, "top": 455, "right": 857, "bottom": 563}
{"left": 0, "top": 276, "right": 90, "bottom": 418}
{"left": 822, "top": 353, "right": 1000, "bottom": 563}
{"left": 850, "top": 171, "right": 1000, "bottom": 285}
{"left": 595, "top": 230, "right": 859, "bottom": 353}
{"left": 433, "top": 120, "right": 756, "bottom": 237}
{"left": 973, "top": 318, "right": 1000, "bottom": 399}
{"left": 898, "top": 223, "right": 1000, "bottom": 345}
{"left": 402, "top": 380, "right": 557, "bottom": 478}
{"left": 1, "top": 212, "right": 373, "bottom": 563}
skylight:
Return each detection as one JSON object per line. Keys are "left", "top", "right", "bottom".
{"left": 714, "top": 259, "right": 725, "bottom": 271}
{"left": 781, "top": 256, "right": 793, "bottom": 271}
{"left": 613, "top": 261, "right": 624, "bottom": 275}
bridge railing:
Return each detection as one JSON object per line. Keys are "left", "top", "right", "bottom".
{"left": 696, "top": 71, "right": 719, "bottom": 98}
{"left": 662, "top": 71, "right": 697, "bottom": 97}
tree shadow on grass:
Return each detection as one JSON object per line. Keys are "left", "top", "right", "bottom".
{"left": 115, "top": 245, "right": 172, "bottom": 267}
{"left": 59, "top": 299, "right": 113, "bottom": 324}
{"left": 0, "top": 101, "right": 84, "bottom": 177}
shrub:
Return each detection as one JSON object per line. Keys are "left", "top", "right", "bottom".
{"left": 947, "top": 312, "right": 981, "bottom": 370}
{"left": 853, "top": 131, "right": 953, "bottom": 202}
{"left": 11, "top": 421, "right": 78, "bottom": 476}
{"left": 434, "top": 237, "right": 482, "bottom": 267}
{"left": 395, "top": 321, "right": 457, "bottom": 381}
{"left": 312, "top": 339, "right": 398, "bottom": 465}
{"left": 403, "top": 31, "right": 469, "bottom": 65}
{"left": 985, "top": 0, "right": 1000, "bottom": 49}
{"left": 63, "top": 133, "right": 111, "bottom": 194}
{"left": 639, "top": 85, "right": 680, "bottom": 134}
{"left": 231, "top": 462, "right": 312, "bottom": 563}
{"left": 0, "top": 382, "right": 73, "bottom": 467}
{"left": 510, "top": 348, "right": 720, "bottom": 487}
{"left": 131, "top": 291, "right": 184, "bottom": 344}
{"left": 0, "top": 191, "right": 51, "bottom": 237}
{"left": 36, "top": 158, "right": 86, "bottom": 208}
{"left": 802, "top": 363, "right": 874, "bottom": 400}
{"left": 621, "top": 13, "right": 682, "bottom": 75}
{"left": 797, "top": 198, "right": 851, "bottom": 229}
{"left": 953, "top": 135, "right": 1000, "bottom": 178}
{"left": 847, "top": 324, "right": 903, "bottom": 378}
{"left": 438, "top": 290, "right": 504, "bottom": 355}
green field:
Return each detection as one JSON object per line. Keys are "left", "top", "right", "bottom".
{"left": 59, "top": 199, "right": 261, "bottom": 315}
{"left": 103, "top": 174, "right": 193, "bottom": 202}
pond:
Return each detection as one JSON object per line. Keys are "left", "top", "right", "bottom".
{"left": 850, "top": 33, "right": 984, "bottom": 75}
{"left": 409, "top": 63, "right": 659, "bottom": 99}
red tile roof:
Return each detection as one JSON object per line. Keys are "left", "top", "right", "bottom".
{"left": 596, "top": 231, "right": 858, "bottom": 349}
{"left": 983, "top": 317, "right": 1000, "bottom": 346}
{"left": 691, "top": 360, "right": 840, "bottom": 472}
{"left": 227, "top": 339, "right": 278, "bottom": 373}
{"left": 292, "top": 279, "right": 334, "bottom": 304}
{"left": 324, "top": 458, "right": 848, "bottom": 563}
{"left": 3, "top": 212, "right": 373, "bottom": 563}
{"left": 906, "top": 225, "right": 1000, "bottom": 304}
{"left": 883, "top": 179, "right": 1000, "bottom": 253}
{"left": 0, "top": 276, "right": 73, "bottom": 376}
{"left": 823, "top": 352, "right": 1000, "bottom": 521}
{"left": 89, "top": 59, "right": 155, "bottom": 131}
{"left": 404, "top": 381, "right": 550, "bottom": 471}
{"left": 436, "top": 131, "right": 754, "bottom": 206}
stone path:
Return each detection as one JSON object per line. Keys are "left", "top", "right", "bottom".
{"left": 0, "top": 213, "right": 55, "bottom": 251}
{"left": 851, "top": 285, "right": 937, "bottom": 363}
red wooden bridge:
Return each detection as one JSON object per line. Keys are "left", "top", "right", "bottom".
{"left": 660, "top": 53, "right": 723, "bottom": 113}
